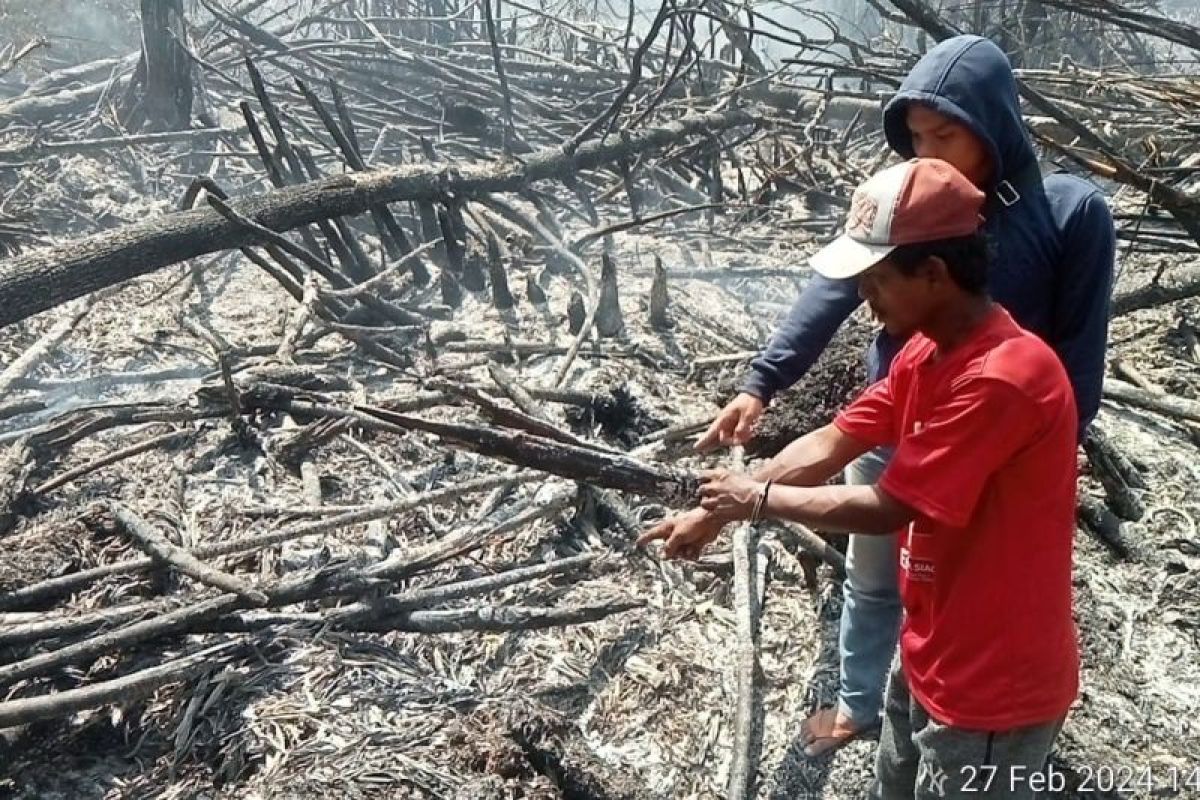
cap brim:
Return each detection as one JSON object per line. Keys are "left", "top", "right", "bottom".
{"left": 809, "top": 235, "right": 897, "bottom": 280}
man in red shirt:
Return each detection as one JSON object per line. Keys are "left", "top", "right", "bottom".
{"left": 641, "top": 158, "right": 1079, "bottom": 798}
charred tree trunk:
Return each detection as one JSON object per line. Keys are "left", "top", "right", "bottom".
{"left": 649, "top": 255, "right": 671, "bottom": 330}
{"left": 595, "top": 253, "right": 626, "bottom": 338}
{"left": 130, "top": 0, "right": 193, "bottom": 131}
{"left": 0, "top": 110, "right": 756, "bottom": 331}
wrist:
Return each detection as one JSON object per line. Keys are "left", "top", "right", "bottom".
{"left": 737, "top": 369, "right": 774, "bottom": 402}
{"left": 741, "top": 393, "right": 768, "bottom": 411}
{"left": 750, "top": 479, "right": 773, "bottom": 523}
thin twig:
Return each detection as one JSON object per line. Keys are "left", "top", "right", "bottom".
{"left": 110, "top": 503, "right": 270, "bottom": 606}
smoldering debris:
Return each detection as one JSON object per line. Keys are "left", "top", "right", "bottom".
{"left": 0, "top": 1, "right": 1198, "bottom": 798}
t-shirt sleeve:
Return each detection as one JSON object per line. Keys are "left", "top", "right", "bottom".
{"left": 834, "top": 376, "right": 897, "bottom": 447}
{"left": 878, "top": 378, "right": 1040, "bottom": 528}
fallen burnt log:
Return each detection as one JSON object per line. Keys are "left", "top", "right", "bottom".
{"left": 0, "top": 52, "right": 138, "bottom": 129}
{"left": 0, "top": 108, "right": 756, "bottom": 331}
{"left": 312, "top": 401, "right": 702, "bottom": 507}
{"left": 0, "top": 471, "right": 531, "bottom": 611}
{"left": 210, "top": 600, "right": 643, "bottom": 636}
{"left": 0, "top": 488, "right": 579, "bottom": 686}
{"left": 0, "top": 639, "right": 246, "bottom": 729}
{"left": 727, "top": 523, "right": 767, "bottom": 800}
{"left": 0, "top": 594, "right": 638, "bottom": 729}
{"left": 110, "top": 503, "right": 270, "bottom": 606}
{"left": 1038, "top": 0, "right": 1200, "bottom": 52}
{"left": 0, "top": 128, "right": 233, "bottom": 165}
{"left": 1111, "top": 266, "right": 1200, "bottom": 317}
{"left": 0, "top": 504, "right": 643, "bottom": 734}
{"left": 1103, "top": 378, "right": 1200, "bottom": 425}
{"left": 1082, "top": 426, "right": 1146, "bottom": 522}
{"left": 0, "top": 486, "right": 571, "bottom": 648}
{"left": 277, "top": 398, "right": 849, "bottom": 577}
{"left": 0, "top": 81, "right": 114, "bottom": 129}
{"left": 0, "top": 440, "right": 33, "bottom": 538}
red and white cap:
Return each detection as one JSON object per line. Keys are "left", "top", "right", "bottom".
{"left": 810, "top": 158, "right": 986, "bottom": 280}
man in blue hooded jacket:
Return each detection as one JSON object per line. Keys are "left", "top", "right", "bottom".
{"left": 692, "top": 35, "right": 1115, "bottom": 755}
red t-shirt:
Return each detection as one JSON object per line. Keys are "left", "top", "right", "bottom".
{"left": 835, "top": 306, "right": 1079, "bottom": 730}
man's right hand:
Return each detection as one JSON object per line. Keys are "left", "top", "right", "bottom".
{"left": 695, "top": 393, "right": 765, "bottom": 452}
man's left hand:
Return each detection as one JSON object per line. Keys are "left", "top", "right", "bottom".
{"left": 698, "top": 469, "right": 764, "bottom": 521}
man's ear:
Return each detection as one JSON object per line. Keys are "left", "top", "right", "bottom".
{"left": 922, "top": 255, "right": 951, "bottom": 287}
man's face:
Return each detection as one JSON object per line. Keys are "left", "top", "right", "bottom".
{"left": 906, "top": 105, "right": 992, "bottom": 188}
{"left": 857, "top": 257, "right": 938, "bottom": 337}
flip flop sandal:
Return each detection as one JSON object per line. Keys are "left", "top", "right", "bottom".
{"left": 800, "top": 708, "right": 876, "bottom": 758}
{"left": 802, "top": 727, "right": 871, "bottom": 758}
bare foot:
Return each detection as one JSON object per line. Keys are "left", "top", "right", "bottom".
{"left": 799, "top": 706, "right": 868, "bottom": 757}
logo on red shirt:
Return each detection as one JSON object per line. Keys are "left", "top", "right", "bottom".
{"left": 901, "top": 521, "right": 937, "bottom": 583}
{"left": 900, "top": 545, "right": 936, "bottom": 582}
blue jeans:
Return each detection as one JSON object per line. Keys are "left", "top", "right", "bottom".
{"left": 838, "top": 447, "right": 903, "bottom": 728}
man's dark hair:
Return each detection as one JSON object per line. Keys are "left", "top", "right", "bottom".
{"left": 888, "top": 232, "right": 989, "bottom": 295}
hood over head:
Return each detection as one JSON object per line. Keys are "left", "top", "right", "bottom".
{"left": 883, "top": 35, "right": 1036, "bottom": 191}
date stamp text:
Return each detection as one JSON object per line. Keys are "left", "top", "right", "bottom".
{"left": 960, "top": 762, "right": 1200, "bottom": 794}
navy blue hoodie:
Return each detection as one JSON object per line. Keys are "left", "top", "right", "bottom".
{"left": 741, "top": 35, "right": 1115, "bottom": 437}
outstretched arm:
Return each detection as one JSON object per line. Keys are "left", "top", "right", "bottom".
{"left": 697, "top": 274, "right": 864, "bottom": 451}
{"left": 739, "top": 273, "right": 865, "bottom": 404}
{"left": 640, "top": 424, "right": 881, "bottom": 559}
{"left": 699, "top": 474, "right": 915, "bottom": 534}
{"left": 645, "top": 374, "right": 899, "bottom": 559}
{"left": 752, "top": 422, "right": 872, "bottom": 486}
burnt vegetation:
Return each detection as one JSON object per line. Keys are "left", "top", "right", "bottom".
{"left": 0, "top": 0, "right": 1197, "bottom": 797}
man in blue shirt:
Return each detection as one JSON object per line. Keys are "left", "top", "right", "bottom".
{"left": 693, "top": 35, "right": 1114, "bottom": 756}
